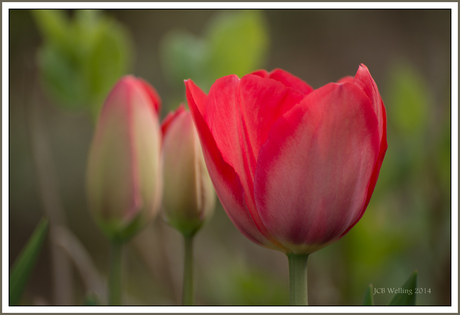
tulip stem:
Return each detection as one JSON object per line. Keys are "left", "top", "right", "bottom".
{"left": 182, "top": 234, "right": 194, "bottom": 305}
{"left": 108, "top": 241, "right": 123, "bottom": 305}
{"left": 287, "top": 253, "right": 309, "bottom": 305}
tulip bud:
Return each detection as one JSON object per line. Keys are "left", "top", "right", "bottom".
{"left": 86, "top": 76, "right": 162, "bottom": 242}
{"left": 161, "top": 105, "right": 215, "bottom": 237}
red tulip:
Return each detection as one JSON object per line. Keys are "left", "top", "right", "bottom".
{"left": 185, "top": 64, "right": 387, "bottom": 254}
{"left": 86, "top": 75, "right": 163, "bottom": 242}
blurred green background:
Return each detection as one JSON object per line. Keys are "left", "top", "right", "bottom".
{"left": 9, "top": 9, "right": 451, "bottom": 305}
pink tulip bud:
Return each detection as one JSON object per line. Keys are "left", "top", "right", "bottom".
{"left": 185, "top": 64, "right": 387, "bottom": 254}
{"left": 161, "top": 105, "right": 215, "bottom": 236}
{"left": 86, "top": 76, "right": 163, "bottom": 242}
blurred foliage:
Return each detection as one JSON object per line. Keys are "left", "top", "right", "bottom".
{"left": 160, "top": 10, "right": 269, "bottom": 94}
{"left": 204, "top": 258, "right": 288, "bottom": 305}
{"left": 10, "top": 218, "right": 49, "bottom": 305}
{"left": 361, "top": 272, "right": 418, "bottom": 306}
{"left": 387, "top": 64, "right": 430, "bottom": 135}
{"left": 362, "top": 284, "right": 374, "bottom": 305}
{"left": 388, "top": 271, "right": 418, "bottom": 305}
{"left": 32, "top": 10, "right": 132, "bottom": 118}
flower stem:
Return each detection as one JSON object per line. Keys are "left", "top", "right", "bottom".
{"left": 108, "top": 241, "right": 123, "bottom": 305}
{"left": 287, "top": 253, "right": 309, "bottom": 305}
{"left": 182, "top": 234, "right": 194, "bottom": 305}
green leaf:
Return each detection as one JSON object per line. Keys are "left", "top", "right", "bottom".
{"left": 10, "top": 218, "right": 49, "bottom": 305}
{"left": 363, "top": 283, "right": 374, "bottom": 305}
{"left": 160, "top": 10, "right": 270, "bottom": 93}
{"left": 31, "top": 10, "right": 69, "bottom": 48}
{"left": 160, "top": 31, "right": 209, "bottom": 89}
{"left": 206, "top": 10, "right": 269, "bottom": 80}
{"left": 388, "top": 271, "right": 417, "bottom": 305}
{"left": 37, "top": 44, "right": 87, "bottom": 110}
{"left": 84, "top": 19, "right": 132, "bottom": 117}
{"left": 33, "top": 10, "right": 132, "bottom": 116}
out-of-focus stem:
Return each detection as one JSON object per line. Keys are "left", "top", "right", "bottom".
{"left": 26, "top": 68, "right": 73, "bottom": 305}
{"left": 108, "top": 241, "right": 123, "bottom": 305}
{"left": 182, "top": 234, "right": 194, "bottom": 305}
{"left": 54, "top": 226, "right": 106, "bottom": 300}
{"left": 133, "top": 223, "right": 179, "bottom": 303}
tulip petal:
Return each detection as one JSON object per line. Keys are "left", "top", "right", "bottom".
{"left": 161, "top": 104, "right": 186, "bottom": 136}
{"left": 185, "top": 79, "right": 276, "bottom": 248}
{"left": 137, "top": 78, "right": 162, "bottom": 114}
{"left": 88, "top": 78, "right": 143, "bottom": 226}
{"left": 254, "top": 82, "right": 380, "bottom": 254}
{"left": 338, "top": 75, "right": 354, "bottom": 84}
{"left": 251, "top": 69, "right": 269, "bottom": 78}
{"left": 184, "top": 78, "right": 207, "bottom": 116}
{"left": 162, "top": 110, "right": 204, "bottom": 234}
{"left": 250, "top": 69, "right": 314, "bottom": 95}
{"left": 353, "top": 64, "right": 385, "bottom": 141}
{"left": 198, "top": 75, "right": 256, "bottom": 216}
{"left": 267, "top": 69, "right": 314, "bottom": 95}
{"left": 339, "top": 65, "right": 388, "bottom": 236}
{"left": 340, "top": 106, "right": 387, "bottom": 238}
{"left": 201, "top": 75, "right": 244, "bottom": 173}
{"left": 238, "top": 73, "right": 307, "bottom": 173}
{"left": 130, "top": 81, "right": 162, "bottom": 224}
{"left": 200, "top": 76, "right": 292, "bottom": 251}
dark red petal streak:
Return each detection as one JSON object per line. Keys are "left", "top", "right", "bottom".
{"left": 185, "top": 79, "right": 274, "bottom": 248}
{"left": 254, "top": 82, "right": 380, "bottom": 253}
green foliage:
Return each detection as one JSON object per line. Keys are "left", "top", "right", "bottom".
{"left": 388, "top": 271, "right": 417, "bottom": 305}
{"left": 32, "top": 10, "right": 132, "bottom": 118}
{"left": 10, "top": 218, "right": 49, "bottom": 305}
{"left": 161, "top": 10, "right": 269, "bottom": 92}
{"left": 343, "top": 206, "right": 410, "bottom": 295}
{"left": 435, "top": 121, "right": 451, "bottom": 193}
{"left": 205, "top": 11, "right": 269, "bottom": 83}
{"left": 387, "top": 62, "right": 430, "bottom": 136}
{"left": 205, "top": 257, "right": 288, "bottom": 305}
{"left": 161, "top": 31, "right": 209, "bottom": 91}
{"left": 223, "top": 267, "right": 288, "bottom": 305}
{"left": 363, "top": 284, "right": 374, "bottom": 305}
{"left": 362, "top": 272, "right": 417, "bottom": 306}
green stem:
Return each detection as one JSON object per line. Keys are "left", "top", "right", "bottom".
{"left": 287, "top": 253, "right": 309, "bottom": 305}
{"left": 108, "top": 241, "right": 123, "bottom": 305}
{"left": 182, "top": 234, "right": 194, "bottom": 305}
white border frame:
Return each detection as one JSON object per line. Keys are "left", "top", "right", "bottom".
{"left": 2, "top": 2, "right": 458, "bottom": 313}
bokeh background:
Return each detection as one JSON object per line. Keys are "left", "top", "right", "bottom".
{"left": 9, "top": 9, "right": 452, "bottom": 306}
